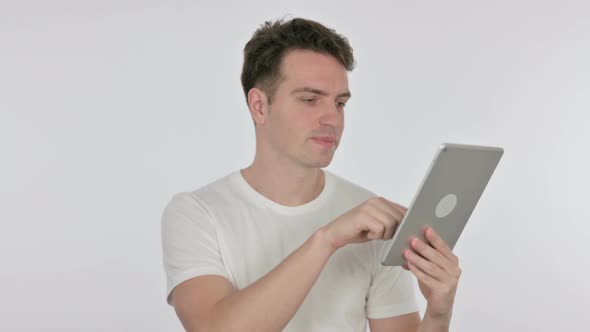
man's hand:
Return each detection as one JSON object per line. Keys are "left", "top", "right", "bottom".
{"left": 403, "top": 227, "right": 461, "bottom": 321}
{"left": 321, "top": 197, "right": 407, "bottom": 251}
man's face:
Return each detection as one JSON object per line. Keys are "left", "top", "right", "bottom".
{"left": 259, "top": 49, "right": 350, "bottom": 169}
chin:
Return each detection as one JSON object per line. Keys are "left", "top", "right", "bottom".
{"left": 306, "top": 157, "right": 334, "bottom": 168}
{"left": 297, "top": 147, "right": 336, "bottom": 168}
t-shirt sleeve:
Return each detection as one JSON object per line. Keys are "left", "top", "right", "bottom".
{"left": 365, "top": 241, "right": 420, "bottom": 319}
{"left": 161, "top": 192, "right": 231, "bottom": 305}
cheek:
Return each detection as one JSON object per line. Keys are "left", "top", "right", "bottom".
{"left": 333, "top": 113, "right": 345, "bottom": 131}
{"left": 282, "top": 104, "right": 314, "bottom": 131}
{"left": 269, "top": 110, "right": 305, "bottom": 145}
{"left": 338, "top": 112, "right": 345, "bottom": 126}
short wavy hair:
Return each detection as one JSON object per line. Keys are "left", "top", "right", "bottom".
{"left": 241, "top": 17, "right": 355, "bottom": 104}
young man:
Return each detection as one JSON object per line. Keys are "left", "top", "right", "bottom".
{"left": 161, "top": 18, "right": 461, "bottom": 332}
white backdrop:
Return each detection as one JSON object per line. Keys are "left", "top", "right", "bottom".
{"left": 1, "top": 1, "right": 589, "bottom": 331}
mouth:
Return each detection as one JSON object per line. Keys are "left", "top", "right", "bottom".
{"left": 311, "top": 136, "right": 337, "bottom": 148}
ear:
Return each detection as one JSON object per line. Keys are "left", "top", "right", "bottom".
{"left": 247, "top": 88, "right": 269, "bottom": 125}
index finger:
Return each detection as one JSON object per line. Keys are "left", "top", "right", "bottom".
{"left": 424, "top": 226, "right": 455, "bottom": 260}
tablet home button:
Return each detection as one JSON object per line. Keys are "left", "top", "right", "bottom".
{"left": 436, "top": 194, "right": 458, "bottom": 218}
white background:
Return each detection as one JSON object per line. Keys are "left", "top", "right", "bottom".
{"left": 1, "top": 1, "right": 589, "bottom": 331}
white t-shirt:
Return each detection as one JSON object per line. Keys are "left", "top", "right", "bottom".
{"left": 161, "top": 170, "right": 418, "bottom": 331}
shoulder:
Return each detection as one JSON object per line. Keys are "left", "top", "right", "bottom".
{"left": 325, "top": 170, "right": 377, "bottom": 205}
{"left": 162, "top": 172, "right": 239, "bottom": 218}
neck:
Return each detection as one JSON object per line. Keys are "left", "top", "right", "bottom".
{"left": 241, "top": 158, "right": 325, "bottom": 207}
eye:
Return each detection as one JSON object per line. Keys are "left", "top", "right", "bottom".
{"left": 336, "top": 101, "right": 348, "bottom": 110}
{"left": 302, "top": 97, "right": 316, "bottom": 103}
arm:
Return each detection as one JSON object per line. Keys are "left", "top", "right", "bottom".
{"left": 171, "top": 197, "right": 406, "bottom": 332}
{"left": 368, "top": 311, "right": 449, "bottom": 332}
{"left": 172, "top": 228, "right": 335, "bottom": 332}
{"left": 369, "top": 312, "right": 421, "bottom": 332}
{"left": 368, "top": 307, "right": 452, "bottom": 332}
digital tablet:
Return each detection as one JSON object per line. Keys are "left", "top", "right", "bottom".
{"left": 380, "top": 143, "right": 504, "bottom": 266}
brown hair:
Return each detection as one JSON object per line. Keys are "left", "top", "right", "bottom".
{"left": 241, "top": 17, "right": 355, "bottom": 105}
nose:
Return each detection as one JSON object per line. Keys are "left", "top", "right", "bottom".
{"left": 318, "top": 103, "right": 343, "bottom": 127}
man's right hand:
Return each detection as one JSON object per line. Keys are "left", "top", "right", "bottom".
{"left": 321, "top": 197, "right": 407, "bottom": 251}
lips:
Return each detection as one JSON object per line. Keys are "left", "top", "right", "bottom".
{"left": 311, "top": 136, "right": 337, "bottom": 147}
{"left": 313, "top": 136, "right": 336, "bottom": 143}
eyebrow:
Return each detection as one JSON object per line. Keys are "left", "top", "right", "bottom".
{"left": 290, "top": 87, "right": 351, "bottom": 98}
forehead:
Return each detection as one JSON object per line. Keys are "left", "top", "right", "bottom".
{"left": 278, "top": 49, "right": 349, "bottom": 93}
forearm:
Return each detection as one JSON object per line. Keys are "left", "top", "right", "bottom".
{"left": 206, "top": 228, "right": 335, "bottom": 332}
{"left": 416, "top": 308, "right": 452, "bottom": 332}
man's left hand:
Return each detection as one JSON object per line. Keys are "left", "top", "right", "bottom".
{"left": 403, "top": 226, "right": 462, "bottom": 320}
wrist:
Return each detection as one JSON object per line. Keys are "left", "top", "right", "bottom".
{"left": 423, "top": 306, "right": 452, "bottom": 328}
{"left": 312, "top": 227, "right": 338, "bottom": 257}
